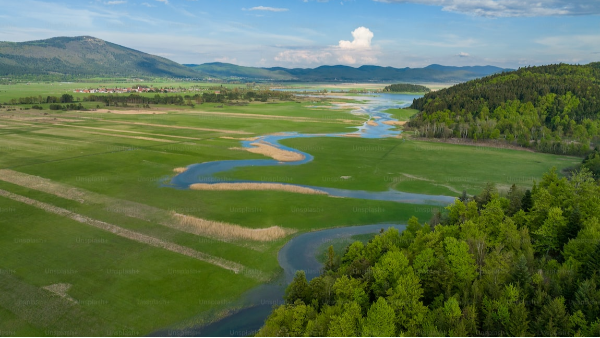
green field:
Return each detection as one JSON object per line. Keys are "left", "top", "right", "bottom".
{"left": 0, "top": 82, "right": 581, "bottom": 336}
{"left": 215, "top": 136, "right": 579, "bottom": 196}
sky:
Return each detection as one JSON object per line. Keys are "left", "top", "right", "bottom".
{"left": 1, "top": 0, "right": 599, "bottom": 69}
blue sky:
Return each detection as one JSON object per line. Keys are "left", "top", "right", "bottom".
{"left": 1, "top": 0, "right": 599, "bottom": 68}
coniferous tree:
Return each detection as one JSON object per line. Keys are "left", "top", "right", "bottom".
{"left": 559, "top": 207, "right": 581, "bottom": 249}
{"left": 362, "top": 297, "right": 396, "bottom": 337}
{"left": 285, "top": 271, "right": 309, "bottom": 304}
{"left": 521, "top": 189, "right": 534, "bottom": 212}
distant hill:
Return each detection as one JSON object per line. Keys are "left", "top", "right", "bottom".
{"left": 185, "top": 63, "right": 296, "bottom": 81}
{"left": 0, "top": 36, "right": 202, "bottom": 78}
{"left": 186, "top": 62, "right": 512, "bottom": 83}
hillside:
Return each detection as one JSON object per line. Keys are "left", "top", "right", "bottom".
{"left": 0, "top": 36, "right": 202, "bottom": 78}
{"left": 258, "top": 169, "right": 600, "bottom": 337}
{"left": 185, "top": 62, "right": 511, "bottom": 83}
{"left": 409, "top": 63, "right": 600, "bottom": 155}
{"left": 185, "top": 62, "right": 296, "bottom": 81}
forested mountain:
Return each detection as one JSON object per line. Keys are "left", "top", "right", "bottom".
{"left": 0, "top": 36, "right": 202, "bottom": 78}
{"left": 186, "top": 63, "right": 511, "bottom": 83}
{"left": 409, "top": 63, "right": 600, "bottom": 155}
{"left": 258, "top": 169, "right": 600, "bottom": 337}
{"left": 185, "top": 63, "right": 296, "bottom": 81}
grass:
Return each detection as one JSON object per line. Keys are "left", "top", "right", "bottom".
{"left": 0, "top": 82, "right": 583, "bottom": 335}
{"left": 216, "top": 136, "right": 580, "bottom": 196}
{"left": 0, "top": 93, "right": 436, "bottom": 335}
{"left": 385, "top": 107, "right": 419, "bottom": 121}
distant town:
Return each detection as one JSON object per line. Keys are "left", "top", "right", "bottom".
{"left": 73, "top": 86, "right": 193, "bottom": 94}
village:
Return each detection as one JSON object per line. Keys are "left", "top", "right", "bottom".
{"left": 72, "top": 86, "right": 188, "bottom": 94}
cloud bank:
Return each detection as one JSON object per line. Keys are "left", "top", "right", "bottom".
{"left": 375, "top": 0, "right": 600, "bottom": 17}
{"left": 246, "top": 6, "right": 289, "bottom": 12}
{"left": 275, "top": 26, "right": 378, "bottom": 65}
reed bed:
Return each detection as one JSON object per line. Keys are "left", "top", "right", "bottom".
{"left": 243, "top": 142, "right": 305, "bottom": 162}
{"left": 172, "top": 212, "right": 295, "bottom": 243}
{"left": 190, "top": 182, "right": 327, "bottom": 195}
{"left": 382, "top": 120, "right": 406, "bottom": 126}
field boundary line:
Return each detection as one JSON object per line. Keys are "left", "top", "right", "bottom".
{"left": 52, "top": 123, "right": 209, "bottom": 141}
{"left": 98, "top": 120, "right": 253, "bottom": 135}
{"left": 0, "top": 169, "right": 295, "bottom": 243}
{"left": 0, "top": 140, "right": 193, "bottom": 170}
{"left": 0, "top": 189, "right": 248, "bottom": 275}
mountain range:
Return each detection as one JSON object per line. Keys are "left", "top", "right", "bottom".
{"left": 0, "top": 36, "right": 512, "bottom": 82}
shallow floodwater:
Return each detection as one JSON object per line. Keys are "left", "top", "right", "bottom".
{"left": 155, "top": 93, "right": 454, "bottom": 336}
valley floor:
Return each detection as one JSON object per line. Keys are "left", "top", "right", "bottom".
{"left": 0, "top": 96, "right": 580, "bottom": 335}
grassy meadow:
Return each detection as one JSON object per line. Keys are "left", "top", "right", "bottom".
{"left": 0, "top": 81, "right": 581, "bottom": 336}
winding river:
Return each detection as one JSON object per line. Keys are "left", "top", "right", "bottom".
{"left": 157, "top": 93, "right": 455, "bottom": 336}
{"left": 168, "top": 93, "right": 454, "bottom": 206}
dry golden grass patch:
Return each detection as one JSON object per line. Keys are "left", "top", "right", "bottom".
{"left": 382, "top": 120, "right": 407, "bottom": 126}
{"left": 367, "top": 120, "right": 379, "bottom": 127}
{"left": 0, "top": 189, "right": 248, "bottom": 275}
{"left": 191, "top": 111, "right": 355, "bottom": 124}
{"left": 54, "top": 124, "right": 207, "bottom": 141}
{"left": 84, "top": 131, "right": 177, "bottom": 143}
{"left": 91, "top": 109, "right": 168, "bottom": 115}
{"left": 240, "top": 142, "right": 305, "bottom": 162}
{"left": 189, "top": 183, "right": 327, "bottom": 195}
{"left": 0, "top": 170, "right": 294, "bottom": 244}
{"left": 173, "top": 167, "right": 188, "bottom": 173}
{"left": 220, "top": 136, "right": 260, "bottom": 141}
{"left": 342, "top": 133, "right": 362, "bottom": 138}
{"left": 42, "top": 283, "right": 76, "bottom": 303}
{"left": 172, "top": 212, "right": 295, "bottom": 243}
{"left": 102, "top": 120, "right": 252, "bottom": 135}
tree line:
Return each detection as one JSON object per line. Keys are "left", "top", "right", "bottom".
{"left": 383, "top": 83, "right": 431, "bottom": 93}
{"left": 409, "top": 63, "right": 600, "bottom": 156}
{"left": 3, "top": 88, "right": 295, "bottom": 108}
{"left": 258, "top": 168, "right": 600, "bottom": 336}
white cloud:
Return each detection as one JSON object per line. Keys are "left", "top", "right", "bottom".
{"left": 275, "top": 50, "right": 332, "bottom": 63}
{"left": 156, "top": 0, "right": 168, "bottom": 4}
{"left": 274, "top": 26, "right": 378, "bottom": 65}
{"left": 141, "top": 2, "right": 156, "bottom": 7}
{"left": 338, "top": 27, "right": 373, "bottom": 50}
{"left": 105, "top": 1, "right": 126, "bottom": 4}
{"left": 457, "top": 51, "right": 470, "bottom": 57}
{"left": 536, "top": 35, "right": 600, "bottom": 49}
{"left": 246, "top": 6, "right": 289, "bottom": 12}
{"left": 374, "top": 0, "right": 600, "bottom": 17}
{"left": 215, "top": 56, "right": 238, "bottom": 63}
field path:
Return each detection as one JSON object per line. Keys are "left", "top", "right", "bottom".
{"left": 0, "top": 189, "right": 247, "bottom": 274}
